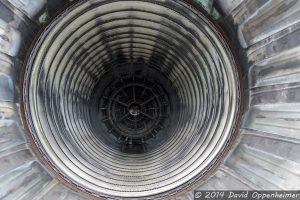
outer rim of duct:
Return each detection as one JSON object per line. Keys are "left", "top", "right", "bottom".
{"left": 19, "top": 0, "right": 244, "bottom": 199}
{"left": 31, "top": 2, "right": 223, "bottom": 195}
{"left": 22, "top": 0, "right": 239, "bottom": 198}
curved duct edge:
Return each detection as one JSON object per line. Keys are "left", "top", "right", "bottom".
{"left": 0, "top": 0, "right": 300, "bottom": 199}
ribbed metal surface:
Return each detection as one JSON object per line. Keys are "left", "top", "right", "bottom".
{"left": 22, "top": 0, "right": 240, "bottom": 198}
{"left": 0, "top": 0, "right": 300, "bottom": 200}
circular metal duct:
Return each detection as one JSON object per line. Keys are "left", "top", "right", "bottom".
{"left": 22, "top": 0, "right": 241, "bottom": 198}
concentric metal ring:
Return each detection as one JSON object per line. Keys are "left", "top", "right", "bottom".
{"left": 23, "top": 0, "right": 241, "bottom": 199}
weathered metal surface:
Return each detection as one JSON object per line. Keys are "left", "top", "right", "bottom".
{"left": 0, "top": 54, "right": 14, "bottom": 101}
{"left": 0, "top": 144, "right": 35, "bottom": 175}
{"left": 195, "top": 0, "right": 221, "bottom": 19}
{"left": 6, "top": 0, "right": 46, "bottom": 19}
{"left": 240, "top": 130, "right": 300, "bottom": 163}
{"left": 215, "top": 0, "right": 245, "bottom": 16}
{"left": 0, "top": 102, "right": 26, "bottom": 152}
{"left": 0, "top": 0, "right": 299, "bottom": 199}
{"left": 227, "top": 0, "right": 300, "bottom": 48}
{"left": 34, "top": 180, "right": 90, "bottom": 200}
{"left": 0, "top": 20, "right": 21, "bottom": 57}
{"left": 0, "top": 161, "right": 53, "bottom": 200}
{"left": 195, "top": 166, "right": 256, "bottom": 190}
{"left": 226, "top": 144, "right": 300, "bottom": 189}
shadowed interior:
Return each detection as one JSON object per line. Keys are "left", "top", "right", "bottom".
{"left": 23, "top": 0, "right": 240, "bottom": 198}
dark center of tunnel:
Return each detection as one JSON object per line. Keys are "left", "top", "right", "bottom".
{"left": 93, "top": 71, "right": 173, "bottom": 153}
